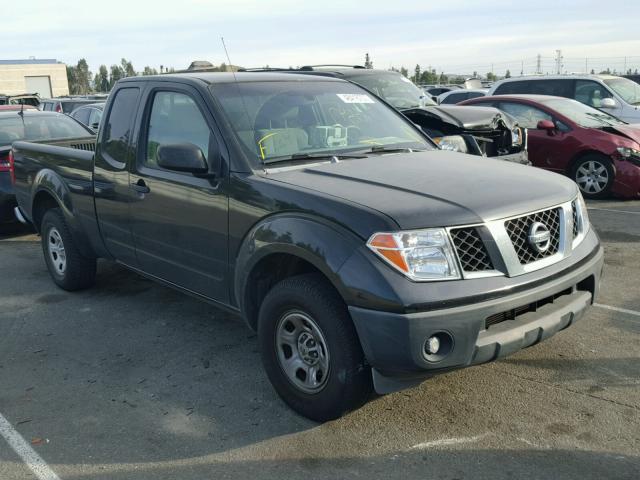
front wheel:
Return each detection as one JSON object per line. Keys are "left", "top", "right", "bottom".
{"left": 258, "top": 273, "right": 372, "bottom": 421}
{"left": 41, "top": 208, "right": 96, "bottom": 291}
{"left": 572, "top": 155, "right": 614, "bottom": 199}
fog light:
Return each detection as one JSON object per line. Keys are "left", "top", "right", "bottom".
{"left": 425, "top": 335, "right": 440, "bottom": 355}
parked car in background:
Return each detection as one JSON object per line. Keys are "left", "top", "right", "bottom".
{"left": 40, "top": 96, "right": 107, "bottom": 114}
{"left": 488, "top": 75, "right": 640, "bottom": 123}
{"left": 0, "top": 110, "right": 94, "bottom": 221}
{"left": 437, "top": 89, "right": 487, "bottom": 104}
{"left": 70, "top": 103, "right": 104, "bottom": 132}
{"left": 424, "top": 85, "right": 460, "bottom": 101}
{"left": 623, "top": 74, "right": 640, "bottom": 85}
{"left": 0, "top": 93, "right": 41, "bottom": 108}
{"left": 241, "top": 66, "right": 528, "bottom": 163}
{"left": 12, "top": 72, "right": 602, "bottom": 421}
{"left": 461, "top": 94, "right": 640, "bottom": 199}
{"left": 0, "top": 105, "right": 37, "bottom": 112}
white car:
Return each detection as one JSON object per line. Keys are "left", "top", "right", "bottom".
{"left": 488, "top": 74, "right": 640, "bottom": 123}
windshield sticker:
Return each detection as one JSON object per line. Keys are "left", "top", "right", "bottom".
{"left": 336, "top": 94, "right": 375, "bottom": 104}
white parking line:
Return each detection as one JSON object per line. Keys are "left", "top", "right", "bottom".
{"left": 0, "top": 413, "right": 60, "bottom": 480}
{"left": 411, "top": 433, "right": 490, "bottom": 450}
{"left": 595, "top": 303, "right": 640, "bottom": 318}
{"left": 587, "top": 207, "right": 640, "bottom": 215}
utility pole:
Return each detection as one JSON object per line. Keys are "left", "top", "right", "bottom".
{"left": 555, "top": 50, "right": 563, "bottom": 74}
{"left": 536, "top": 54, "right": 542, "bottom": 74}
{"left": 624, "top": 56, "right": 627, "bottom": 74}
{"left": 521, "top": 60, "right": 524, "bottom": 76}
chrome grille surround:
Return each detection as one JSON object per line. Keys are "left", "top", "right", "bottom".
{"left": 447, "top": 197, "right": 588, "bottom": 279}
{"left": 504, "top": 207, "right": 561, "bottom": 264}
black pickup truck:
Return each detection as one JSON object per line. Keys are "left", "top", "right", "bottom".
{"left": 12, "top": 73, "right": 603, "bottom": 421}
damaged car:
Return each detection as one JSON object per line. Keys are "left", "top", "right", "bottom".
{"left": 241, "top": 66, "right": 528, "bottom": 164}
{"left": 462, "top": 94, "right": 640, "bottom": 199}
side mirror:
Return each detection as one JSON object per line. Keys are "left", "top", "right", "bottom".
{"left": 599, "top": 98, "right": 616, "bottom": 109}
{"left": 157, "top": 143, "right": 208, "bottom": 174}
{"left": 537, "top": 119, "right": 556, "bottom": 131}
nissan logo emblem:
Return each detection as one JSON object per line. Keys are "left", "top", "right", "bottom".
{"left": 528, "top": 222, "right": 551, "bottom": 253}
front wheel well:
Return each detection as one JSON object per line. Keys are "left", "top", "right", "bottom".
{"left": 243, "top": 253, "right": 340, "bottom": 331}
{"left": 32, "top": 190, "right": 60, "bottom": 232}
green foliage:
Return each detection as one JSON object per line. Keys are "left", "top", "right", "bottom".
{"left": 66, "top": 58, "right": 92, "bottom": 95}
{"left": 486, "top": 72, "right": 497, "bottom": 81}
{"left": 505, "top": 69, "right": 511, "bottom": 78}
{"left": 142, "top": 66, "right": 159, "bottom": 76}
{"left": 364, "top": 53, "right": 373, "bottom": 69}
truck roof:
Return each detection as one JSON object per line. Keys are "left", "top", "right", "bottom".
{"left": 119, "top": 72, "right": 345, "bottom": 85}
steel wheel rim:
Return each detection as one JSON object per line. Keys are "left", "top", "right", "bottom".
{"left": 576, "top": 160, "right": 609, "bottom": 194}
{"left": 275, "top": 311, "right": 330, "bottom": 394}
{"left": 47, "top": 227, "right": 66, "bottom": 275}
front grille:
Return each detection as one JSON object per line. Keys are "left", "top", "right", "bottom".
{"left": 504, "top": 207, "right": 561, "bottom": 264}
{"left": 485, "top": 288, "right": 572, "bottom": 329}
{"left": 571, "top": 201, "right": 579, "bottom": 239}
{"left": 450, "top": 227, "right": 493, "bottom": 272}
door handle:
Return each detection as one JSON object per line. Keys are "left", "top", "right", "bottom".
{"left": 131, "top": 179, "right": 150, "bottom": 194}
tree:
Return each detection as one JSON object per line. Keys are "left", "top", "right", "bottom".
{"left": 505, "top": 69, "right": 511, "bottom": 78}
{"left": 438, "top": 72, "right": 448, "bottom": 84}
{"left": 486, "top": 72, "right": 497, "bottom": 81}
{"left": 93, "top": 65, "right": 109, "bottom": 92}
{"left": 109, "top": 64, "right": 125, "bottom": 89}
{"left": 142, "top": 66, "right": 158, "bottom": 76}
{"left": 66, "top": 58, "right": 91, "bottom": 95}
{"left": 121, "top": 58, "right": 136, "bottom": 77}
{"left": 413, "top": 64, "right": 421, "bottom": 83}
{"left": 400, "top": 66, "right": 409, "bottom": 78}
{"left": 364, "top": 53, "right": 373, "bottom": 69}
{"left": 590, "top": 69, "right": 595, "bottom": 74}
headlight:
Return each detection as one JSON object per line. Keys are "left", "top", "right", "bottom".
{"left": 577, "top": 191, "right": 590, "bottom": 234}
{"left": 616, "top": 146, "right": 640, "bottom": 166}
{"left": 511, "top": 127, "right": 524, "bottom": 146}
{"left": 367, "top": 228, "right": 461, "bottom": 281}
{"left": 433, "top": 135, "right": 468, "bottom": 153}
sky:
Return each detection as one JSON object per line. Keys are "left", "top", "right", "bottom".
{"left": 4, "top": 0, "right": 640, "bottom": 76}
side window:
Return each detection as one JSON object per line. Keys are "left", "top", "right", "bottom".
{"left": 88, "top": 108, "right": 102, "bottom": 129}
{"left": 145, "top": 91, "right": 212, "bottom": 169}
{"left": 467, "top": 92, "right": 485, "bottom": 100}
{"left": 574, "top": 80, "right": 613, "bottom": 108}
{"left": 530, "top": 80, "right": 573, "bottom": 97}
{"left": 42, "top": 102, "right": 52, "bottom": 111}
{"left": 72, "top": 108, "right": 90, "bottom": 125}
{"left": 103, "top": 88, "right": 140, "bottom": 164}
{"left": 494, "top": 80, "right": 531, "bottom": 95}
{"left": 499, "top": 102, "right": 552, "bottom": 129}
{"left": 441, "top": 92, "right": 467, "bottom": 104}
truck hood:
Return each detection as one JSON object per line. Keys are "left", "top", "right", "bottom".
{"left": 265, "top": 151, "right": 577, "bottom": 229}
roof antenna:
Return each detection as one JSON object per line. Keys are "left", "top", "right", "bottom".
{"left": 220, "top": 37, "right": 256, "bottom": 161}
{"left": 18, "top": 102, "right": 24, "bottom": 116}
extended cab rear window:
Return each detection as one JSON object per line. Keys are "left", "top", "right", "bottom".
{"left": 102, "top": 88, "right": 140, "bottom": 165}
{"left": 0, "top": 114, "right": 91, "bottom": 147}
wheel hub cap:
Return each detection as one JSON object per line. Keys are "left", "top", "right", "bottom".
{"left": 276, "top": 311, "right": 330, "bottom": 393}
{"left": 47, "top": 228, "right": 66, "bottom": 275}
{"left": 576, "top": 161, "right": 608, "bottom": 194}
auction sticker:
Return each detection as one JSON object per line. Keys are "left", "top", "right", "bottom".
{"left": 337, "top": 94, "right": 375, "bottom": 104}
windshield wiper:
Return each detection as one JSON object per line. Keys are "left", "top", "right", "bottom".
{"left": 364, "top": 146, "right": 424, "bottom": 154}
{"left": 263, "top": 152, "right": 366, "bottom": 165}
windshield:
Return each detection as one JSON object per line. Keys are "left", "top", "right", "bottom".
{"left": 347, "top": 72, "right": 434, "bottom": 109}
{"left": 603, "top": 77, "right": 640, "bottom": 105}
{"left": 0, "top": 114, "right": 91, "bottom": 147}
{"left": 540, "top": 98, "right": 626, "bottom": 128}
{"left": 212, "top": 81, "right": 431, "bottom": 164}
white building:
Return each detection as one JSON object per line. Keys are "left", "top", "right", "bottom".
{"left": 0, "top": 59, "right": 69, "bottom": 98}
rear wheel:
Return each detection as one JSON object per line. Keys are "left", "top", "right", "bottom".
{"left": 41, "top": 208, "right": 96, "bottom": 291}
{"left": 258, "top": 273, "right": 372, "bottom": 421}
{"left": 571, "top": 155, "right": 614, "bottom": 199}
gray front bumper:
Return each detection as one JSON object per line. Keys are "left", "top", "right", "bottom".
{"left": 349, "top": 244, "right": 603, "bottom": 394}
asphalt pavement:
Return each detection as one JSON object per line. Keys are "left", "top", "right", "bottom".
{"left": 0, "top": 199, "right": 638, "bottom": 480}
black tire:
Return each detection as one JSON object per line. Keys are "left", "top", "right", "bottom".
{"left": 571, "top": 154, "right": 615, "bottom": 199}
{"left": 40, "top": 208, "right": 96, "bottom": 291}
{"left": 258, "top": 273, "right": 372, "bottom": 421}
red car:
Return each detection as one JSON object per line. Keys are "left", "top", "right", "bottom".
{"left": 461, "top": 94, "right": 640, "bottom": 199}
